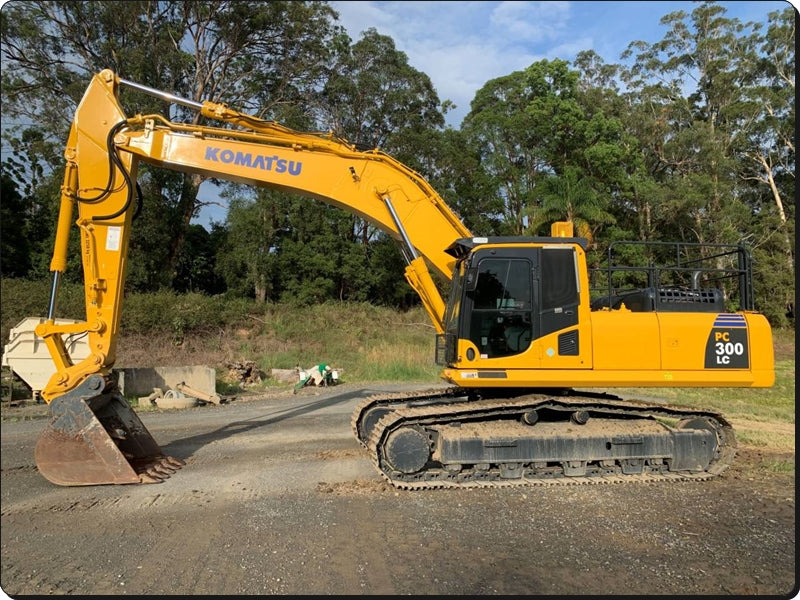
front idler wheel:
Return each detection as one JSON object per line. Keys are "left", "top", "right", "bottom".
{"left": 383, "top": 426, "right": 431, "bottom": 474}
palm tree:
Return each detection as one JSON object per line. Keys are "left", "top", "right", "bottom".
{"left": 527, "top": 167, "right": 615, "bottom": 245}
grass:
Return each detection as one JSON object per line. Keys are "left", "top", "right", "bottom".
{"left": 180, "top": 301, "right": 443, "bottom": 384}
{"left": 614, "top": 363, "right": 795, "bottom": 425}
{"left": 761, "top": 457, "right": 795, "bottom": 474}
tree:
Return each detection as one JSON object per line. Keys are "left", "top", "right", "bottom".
{"left": 532, "top": 166, "right": 614, "bottom": 245}
{"left": 1, "top": 0, "right": 342, "bottom": 289}
{"left": 620, "top": 2, "right": 757, "bottom": 244}
{"left": 429, "top": 127, "right": 504, "bottom": 236}
{"left": 736, "top": 8, "right": 794, "bottom": 250}
{"left": 216, "top": 189, "right": 283, "bottom": 302}
{"left": 463, "top": 59, "right": 618, "bottom": 237}
{"left": 173, "top": 224, "right": 226, "bottom": 295}
{"left": 219, "top": 27, "right": 451, "bottom": 305}
{"left": 735, "top": 7, "right": 795, "bottom": 325}
{"left": 0, "top": 169, "right": 30, "bottom": 277}
{"left": 316, "top": 28, "right": 445, "bottom": 152}
{"left": 274, "top": 200, "right": 354, "bottom": 305}
{"left": 316, "top": 26, "right": 448, "bottom": 254}
{"left": 619, "top": 1, "right": 794, "bottom": 324}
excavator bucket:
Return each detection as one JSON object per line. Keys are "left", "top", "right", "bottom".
{"left": 35, "top": 375, "right": 184, "bottom": 486}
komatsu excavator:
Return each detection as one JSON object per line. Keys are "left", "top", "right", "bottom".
{"left": 32, "top": 70, "right": 774, "bottom": 488}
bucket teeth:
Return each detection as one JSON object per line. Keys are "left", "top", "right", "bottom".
{"left": 147, "top": 464, "right": 171, "bottom": 480}
{"left": 139, "top": 472, "right": 165, "bottom": 484}
{"left": 152, "top": 462, "right": 176, "bottom": 475}
{"left": 164, "top": 456, "right": 186, "bottom": 468}
{"left": 139, "top": 455, "right": 185, "bottom": 481}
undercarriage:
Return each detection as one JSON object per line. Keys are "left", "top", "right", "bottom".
{"left": 351, "top": 388, "right": 735, "bottom": 490}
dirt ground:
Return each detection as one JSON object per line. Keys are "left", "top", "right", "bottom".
{"left": 0, "top": 382, "right": 796, "bottom": 597}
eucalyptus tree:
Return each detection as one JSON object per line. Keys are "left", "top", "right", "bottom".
{"left": 619, "top": 1, "right": 794, "bottom": 324}
{"left": 620, "top": 1, "right": 764, "bottom": 245}
{"left": 316, "top": 28, "right": 445, "bottom": 153}
{"left": 735, "top": 6, "right": 795, "bottom": 324}
{"left": 573, "top": 50, "right": 660, "bottom": 244}
{"left": 462, "top": 60, "right": 571, "bottom": 235}
{"left": 735, "top": 8, "right": 794, "bottom": 244}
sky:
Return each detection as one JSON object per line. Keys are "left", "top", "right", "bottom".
{"left": 329, "top": 0, "right": 792, "bottom": 128}
{"left": 194, "top": 0, "right": 795, "bottom": 227}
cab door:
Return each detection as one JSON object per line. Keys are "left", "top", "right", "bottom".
{"left": 463, "top": 248, "right": 537, "bottom": 359}
{"left": 461, "top": 244, "right": 583, "bottom": 360}
{"left": 538, "top": 246, "right": 580, "bottom": 339}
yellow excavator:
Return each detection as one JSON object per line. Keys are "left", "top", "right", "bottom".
{"left": 32, "top": 70, "right": 774, "bottom": 488}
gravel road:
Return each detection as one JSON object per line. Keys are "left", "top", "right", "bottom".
{"left": 1, "top": 383, "right": 795, "bottom": 596}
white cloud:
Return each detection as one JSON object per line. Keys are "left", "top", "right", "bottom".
{"left": 331, "top": 1, "right": 545, "bottom": 126}
{"left": 489, "top": 1, "right": 570, "bottom": 42}
{"left": 330, "top": 1, "right": 595, "bottom": 125}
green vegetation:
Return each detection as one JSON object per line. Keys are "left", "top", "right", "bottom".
{"left": 761, "top": 457, "right": 795, "bottom": 474}
{"left": 0, "top": 278, "right": 442, "bottom": 389}
{"left": 616, "top": 361, "right": 795, "bottom": 424}
{"left": 219, "top": 301, "right": 441, "bottom": 382}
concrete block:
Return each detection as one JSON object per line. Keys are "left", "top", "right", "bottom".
{"left": 271, "top": 368, "right": 299, "bottom": 383}
{"left": 116, "top": 366, "right": 216, "bottom": 398}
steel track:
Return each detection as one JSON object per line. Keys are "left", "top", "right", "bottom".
{"left": 352, "top": 389, "right": 736, "bottom": 490}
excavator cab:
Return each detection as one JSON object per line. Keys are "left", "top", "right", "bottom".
{"left": 436, "top": 230, "right": 773, "bottom": 391}
{"left": 437, "top": 235, "right": 584, "bottom": 369}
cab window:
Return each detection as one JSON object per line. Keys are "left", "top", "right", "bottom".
{"left": 469, "top": 258, "right": 532, "bottom": 358}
